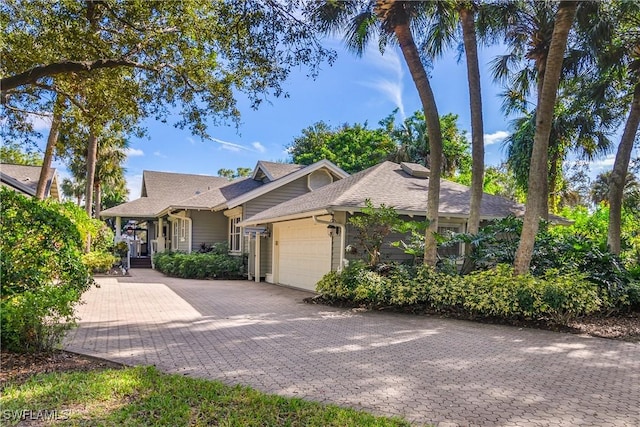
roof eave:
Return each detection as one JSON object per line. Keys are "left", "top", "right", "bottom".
{"left": 239, "top": 208, "right": 331, "bottom": 226}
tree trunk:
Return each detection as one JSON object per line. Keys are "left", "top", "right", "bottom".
{"left": 514, "top": 1, "right": 577, "bottom": 275}
{"left": 85, "top": 130, "right": 98, "bottom": 217}
{"left": 548, "top": 148, "right": 561, "bottom": 214}
{"left": 460, "top": 5, "right": 484, "bottom": 273}
{"left": 393, "top": 16, "right": 443, "bottom": 267}
{"left": 94, "top": 181, "right": 102, "bottom": 218}
{"left": 608, "top": 82, "right": 640, "bottom": 254}
{"left": 35, "top": 97, "right": 63, "bottom": 199}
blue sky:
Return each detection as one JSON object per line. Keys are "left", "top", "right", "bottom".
{"left": 43, "top": 38, "right": 622, "bottom": 200}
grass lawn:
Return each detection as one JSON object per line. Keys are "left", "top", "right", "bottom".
{"left": 1, "top": 365, "right": 411, "bottom": 426}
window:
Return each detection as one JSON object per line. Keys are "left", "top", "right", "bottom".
{"left": 437, "top": 225, "right": 461, "bottom": 258}
{"left": 180, "top": 219, "right": 186, "bottom": 240}
{"left": 229, "top": 216, "right": 242, "bottom": 253}
{"left": 172, "top": 220, "right": 179, "bottom": 250}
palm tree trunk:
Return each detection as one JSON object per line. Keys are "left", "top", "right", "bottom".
{"left": 548, "top": 148, "right": 561, "bottom": 214}
{"left": 35, "top": 97, "right": 63, "bottom": 199}
{"left": 393, "top": 16, "right": 443, "bottom": 267}
{"left": 460, "top": 5, "right": 484, "bottom": 273}
{"left": 94, "top": 181, "right": 102, "bottom": 218}
{"left": 85, "top": 130, "right": 98, "bottom": 217}
{"left": 608, "top": 82, "right": 640, "bottom": 254}
{"left": 514, "top": 1, "right": 577, "bottom": 275}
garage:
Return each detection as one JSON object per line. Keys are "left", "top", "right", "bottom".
{"left": 273, "top": 218, "right": 332, "bottom": 291}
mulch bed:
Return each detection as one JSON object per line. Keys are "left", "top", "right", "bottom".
{"left": 1, "top": 350, "right": 124, "bottom": 387}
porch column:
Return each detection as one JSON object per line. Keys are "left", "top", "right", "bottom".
{"left": 115, "top": 217, "right": 122, "bottom": 242}
{"left": 156, "top": 217, "right": 165, "bottom": 253}
{"left": 255, "top": 231, "right": 261, "bottom": 283}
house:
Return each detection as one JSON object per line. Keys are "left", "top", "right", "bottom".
{"left": 102, "top": 159, "right": 560, "bottom": 291}
{"left": 99, "top": 160, "right": 349, "bottom": 270}
{"left": 0, "top": 164, "right": 61, "bottom": 201}
{"left": 239, "top": 161, "right": 569, "bottom": 291}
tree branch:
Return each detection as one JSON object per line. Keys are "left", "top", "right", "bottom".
{"left": 1, "top": 59, "right": 148, "bottom": 95}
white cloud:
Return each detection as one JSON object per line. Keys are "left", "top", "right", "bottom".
{"left": 124, "top": 147, "right": 144, "bottom": 157}
{"left": 361, "top": 45, "right": 406, "bottom": 119}
{"left": 252, "top": 141, "right": 266, "bottom": 153}
{"left": 126, "top": 173, "right": 143, "bottom": 200}
{"left": 153, "top": 151, "right": 167, "bottom": 158}
{"left": 484, "top": 131, "right": 509, "bottom": 146}
{"left": 590, "top": 155, "right": 615, "bottom": 170}
{"left": 208, "top": 137, "right": 266, "bottom": 153}
{"left": 187, "top": 137, "right": 197, "bottom": 145}
{"left": 27, "top": 113, "right": 53, "bottom": 131}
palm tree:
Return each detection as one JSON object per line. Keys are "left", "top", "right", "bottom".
{"left": 513, "top": 1, "right": 578, "bottom": 275}
{"left": 307, "top": 0, "right": 444, "bottom": 266}
{"left": 604, "top": 1, "right": 640, "bottom": 254}
{"left": 421, "top": 0, "right": 486, "bottom": 244}
{"left": 61, "top": 177, "right": 85, "bottom": 205}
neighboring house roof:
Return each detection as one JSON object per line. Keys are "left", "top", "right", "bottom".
{"left": 0, "top": 164, "right": 59, "bottom": 200}
{"left": 241, "top": 161, "right": 569, "bottom": 225}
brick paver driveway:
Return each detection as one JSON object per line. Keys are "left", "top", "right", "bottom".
{"left": 65, "top": 269, "right": 640, "bottom": 426}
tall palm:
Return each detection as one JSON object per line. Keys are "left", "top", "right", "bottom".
{"left": 421, "top": 0, "right": 486, "bottom": 249}
{"left": 513, "top": 1, "right": 578, "bottom": 275}
{"left": 601, "top": 1, "right": 640, "bottom": 254}
{"left": 308, "top": 0, "right": 444, "bottom": 266}
{"left": 60, "top": 177, "right": 85, "bottom": 205}
{"left": 505, "top": 102, "right": 612, "bottom": 213}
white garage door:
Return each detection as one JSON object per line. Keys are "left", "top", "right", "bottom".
{"left": 275, "top": 219, "right": 332, "bottom": 291}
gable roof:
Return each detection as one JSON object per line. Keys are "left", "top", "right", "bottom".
{"left": 0, "top": 164, "right": 59, "bottom": 200}
{"left": 241, "top": 161, "right": 568, "bottom": 225}
{"left": 216, "top": 159, "right": 349, "bottom": 211}
{"left": 251, "top": 161, "right": 305, "bottom": 182}
{"left": 101, "top": 170, "right": 230, "bottom": 218}
{"left": 101, "top": 159, "right": 349, "bottom": 219}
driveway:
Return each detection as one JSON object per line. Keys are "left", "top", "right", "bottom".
{"left": 65, "top": 269, "right": 640, "bottom": 426}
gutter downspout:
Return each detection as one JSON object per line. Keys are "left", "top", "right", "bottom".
{"left": 313, "top": 215, "right": 346, "bottom": 272}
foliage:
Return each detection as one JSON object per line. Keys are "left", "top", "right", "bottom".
{"left": 0, "top": 189, "right": 92, "bottom": 352}
{"left": 382, "top": 111, "right": 472, "bottom": 178}
{"left": 198, "top": 241, "right": 231, "bottom": 255}
{"left": 153, "top": 251, "right": 244, "bottom": 279}
{"left": 82, "top": 251, "right": 118, "bottom": 274}
{"left": 52, "top": 202, "right": 114, "bottom": 252}
{"left": 390, "top": 220, "right": 429, "bottom": 265}
{"left": 2, "top": 0, "right": 335, "bottom": 136}
{"left": 0, "top": 366, "right": 410, "bottom": 426}
{"left": 288, "top": 121, "right": 397, "bottom": 173}
{"left": 218, "top": 167, "right": 252, "bottom": 180}
{"left": 0, "top": 142, "right": 43, "bottom": 165}
{"left": 348, "top": 200, "right": 402, "bottom": 266}
{"left": 315, "top": 263, "right": 603, "bottom": 325}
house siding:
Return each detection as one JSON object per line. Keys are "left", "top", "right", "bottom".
{"left": 190, "top": 210, "right": 227, "bottom": 252}
{"left": 341, "top": 213, "right": 466, "bottom": 266}
{"left": 331, "top": 211, "right": 347, "bottom": 271}
{"left": 244, "top": 176, "right": 314, "bottom": 274}
{"left": 244, "top": 176, "right": 311, "bottom": 218}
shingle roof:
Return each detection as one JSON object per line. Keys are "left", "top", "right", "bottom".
{"left": 175, "top": 177, "right": 263, "bottom": 209}
{"left": 141, "top": 171, "right": 229, "bottom": 200}
{"left": 243, "top": 161, "right": 550, "bottom": 224}
{"left": 0, "top": 164, "right": 56, "bottom": 196}
{"left": 255, "top": 161, "right": 305, "bottom": 181}
{"left": 101, "top": 170, "right": 230, "bottom": 217}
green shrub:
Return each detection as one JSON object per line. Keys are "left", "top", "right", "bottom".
{"left": 316, "top": 260, "right": 368, "bottom": 300}
{"left": 82, "top": 251, "right": 118, "bottom": 273}
{"left": 153, "top": 251, "right": 244, "bottom": 279}
{"left": 0, "top": 189, "right": 93, "bottom": 352}
{"left": 315, "top": 259, "right": 603, "bottom": 325}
